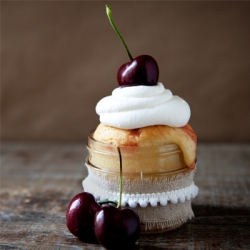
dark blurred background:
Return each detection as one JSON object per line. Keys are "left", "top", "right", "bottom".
{"left": 2, "top": 1, "right": 250, "bottom": 143}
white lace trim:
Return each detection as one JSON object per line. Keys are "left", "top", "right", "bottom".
{"left": 83, "top": 178, "right": 198, "bottom": 208}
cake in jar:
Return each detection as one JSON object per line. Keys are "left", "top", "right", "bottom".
{"left": 83, "top": 81, "right": 198, "bottom": 233}
{"left": 82, "top": 5, "right": 198, "bottom": 233}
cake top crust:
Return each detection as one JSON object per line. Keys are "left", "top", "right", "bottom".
{"left": 93, "top": 123, "right": 197, "bottom": 169}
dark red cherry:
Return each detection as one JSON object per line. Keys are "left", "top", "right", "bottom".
{"left": 117, "top": 55, "right": 159, "bottom": 86}
{"left": 66, "top": 192, "right": 101, "bottom": 242}
{"left": 94, "top": 205, "right": 140, "bottom": 250}
{"left": 106, "top": 6, "right": 159, "bottom": 87}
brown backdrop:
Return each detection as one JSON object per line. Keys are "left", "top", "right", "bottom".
{"left": 2, "top": 1, "right": 250, "bottom": 142}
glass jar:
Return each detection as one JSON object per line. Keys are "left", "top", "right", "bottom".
{"left": 82, "top": 133, "right": 198, "bottom": 234}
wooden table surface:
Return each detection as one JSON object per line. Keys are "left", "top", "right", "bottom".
{"left": 1, "top": 142, "right": 250, "bottom": 249}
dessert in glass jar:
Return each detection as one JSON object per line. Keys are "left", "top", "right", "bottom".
{"left": 67, "top": 6, "right": 198, "bottom": 249}
{"left": 83, "top": 82, "right": 198, "bottom": 233}
{"left": 82, "top": 4, "right": 198, "bottom": 235}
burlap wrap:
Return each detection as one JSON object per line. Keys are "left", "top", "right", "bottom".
{"left": 83, "top": 161, "right": 198, "bottom": 232}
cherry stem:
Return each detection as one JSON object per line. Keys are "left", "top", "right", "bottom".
{"left": 117, "top": 147, "right": 123, "bottom": 209}
{"left": 98, "top": 200, "right": 118, "bottom": 206}
{"left": 106, "top": 5, "right": 133, "bottom": 61}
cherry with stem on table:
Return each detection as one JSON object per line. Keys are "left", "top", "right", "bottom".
{"left": 94, "top": 147, "right": 140, "bottom": 250}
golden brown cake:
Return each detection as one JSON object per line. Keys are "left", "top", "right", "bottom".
{"left": 93, "top": 123, "right": 197, "bottom": 170}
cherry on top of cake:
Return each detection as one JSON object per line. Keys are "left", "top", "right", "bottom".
{"left": 106, "top": 5, "right": 159, "bottom": 87}
{"left": 103, "top": 5, "right": 197, "bottom": 170}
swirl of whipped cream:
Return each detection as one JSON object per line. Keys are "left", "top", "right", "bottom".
{"left": 96, "top": 82, "right": 190, "bottom": 129}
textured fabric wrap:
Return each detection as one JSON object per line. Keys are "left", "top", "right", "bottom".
{"left": 82, "top": 161, "right": 198, "bottom": 232}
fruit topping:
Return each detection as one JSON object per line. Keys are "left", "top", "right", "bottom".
{"left": 106, "top": 5, "right": 159, "bottom": 86}
{"left": 117, "top": 55, "right": 159, "bottom": 86}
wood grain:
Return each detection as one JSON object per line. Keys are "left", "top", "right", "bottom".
{"left": 1, "top": 142, "right": 250, "bottom": 249}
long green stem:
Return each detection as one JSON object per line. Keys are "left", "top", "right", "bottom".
{"left": 106, "top": 5, "right": 133, "bottom": 61}
{"left": 117, "top": 147, "right": 123, "bottom": 209}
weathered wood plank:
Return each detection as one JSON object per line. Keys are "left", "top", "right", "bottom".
{"left": 1, "top": 142, "right": 250, "bottom": 249}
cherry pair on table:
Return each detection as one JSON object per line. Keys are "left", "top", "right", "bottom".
{"left": 66, "top": 192, "right": 140, "bottom": 250}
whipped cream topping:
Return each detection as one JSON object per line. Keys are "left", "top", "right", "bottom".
{"left": 96, "top": 82, "right": 191, "bottom": 129}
